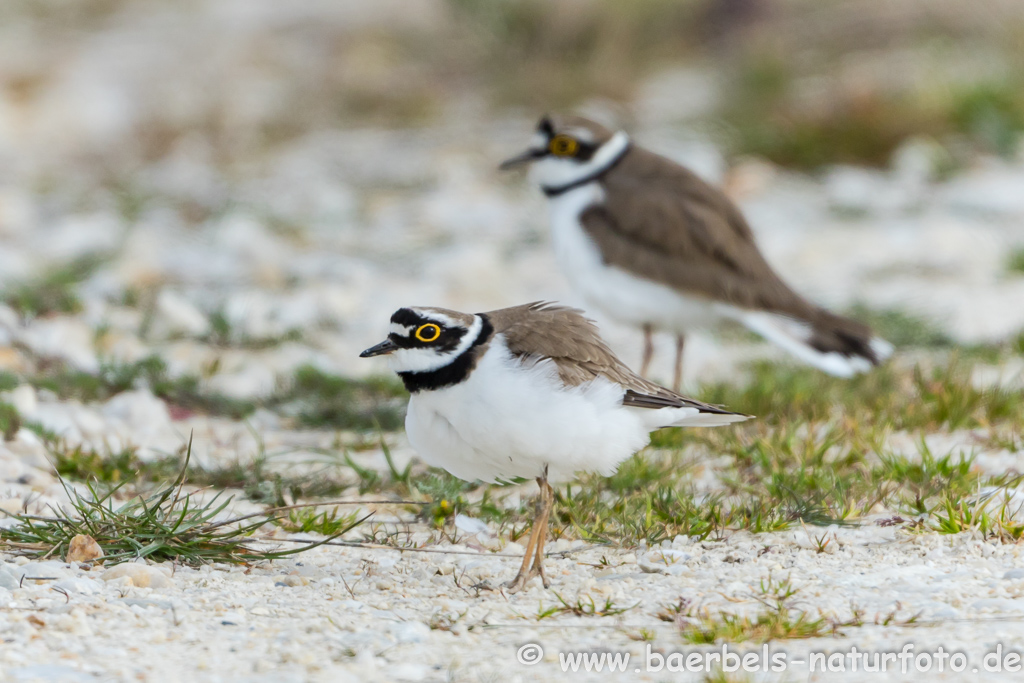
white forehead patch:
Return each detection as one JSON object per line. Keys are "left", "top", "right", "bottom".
{"left": 390, "top": 323, "right": 415, "bottom": 337}
{"left": 412, "top": 310, "right": 460, "bottom": 328}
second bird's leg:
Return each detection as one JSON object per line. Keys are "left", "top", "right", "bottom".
{"left": 640, "top": 324, "right": 654, "bottom": 377}
{"left": 504, "top": 474, "right": 554, "bottom": 593}
{"left": 672, "top": 333, "right": 686, "bottom": 392}
{"left": 528, "top": 478, "right": 554, "bottom": 587}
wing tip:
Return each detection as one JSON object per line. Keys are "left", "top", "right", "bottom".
{"left": 623, "top": 389, "right": 752, "bottom": 420}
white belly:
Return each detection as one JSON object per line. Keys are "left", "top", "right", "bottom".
{"left": 548, "top": 184, "right": 727, "bottom": 333}
{"left": 404, "top": 338, "right": 653, "bottom": 483}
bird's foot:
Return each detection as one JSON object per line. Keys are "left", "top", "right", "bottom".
{"left": 503, "top": 564, "right": 549, "bottom": 594}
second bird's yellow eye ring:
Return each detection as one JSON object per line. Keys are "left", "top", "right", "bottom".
{"left": 549, "top": 135, "right": 578, "bottom": 156}
{"left": 415, "top": 323, "right": 442, "bottom": 343}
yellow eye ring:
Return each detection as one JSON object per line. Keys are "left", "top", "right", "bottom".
{"left": 549, "top": 135, "right": 578, "bottom": 156}
{"left": 415, "top": 323, "right": 441, "bottom": 343}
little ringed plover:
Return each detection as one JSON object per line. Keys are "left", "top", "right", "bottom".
{"left": 501, "top": 115, "right": 893, "bottom": 390}
{"left": 361, "top": 301, "right": 747, "bottom": 592}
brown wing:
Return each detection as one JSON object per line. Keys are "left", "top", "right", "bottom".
{"left": 484, "top": 302, "right": 738, "bottom": 415}
{"left": 586, "top": 146, "right": 821, "bottom": 320}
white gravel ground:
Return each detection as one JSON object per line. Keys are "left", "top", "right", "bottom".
{"left": 4, "top": 527, "right": 1024, "bottom": 682}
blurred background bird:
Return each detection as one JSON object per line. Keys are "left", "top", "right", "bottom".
{"left": 501, "top": 114, "right": 893, "bottom": 390}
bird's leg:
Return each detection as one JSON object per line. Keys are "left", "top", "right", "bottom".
{"left": 640, "top": 324, "right": 655, "bottom": 377}
{"left": 504, "top": 504, "right": 541, "bottom": 594}
{"left": 505, "top": 473, "right": 553, "bottom": 593}
{"left": 672, "top": 333, "right": 686, "bottom": 392}
{"left": 528, "top": 478, "right": 554, "bottom": 588}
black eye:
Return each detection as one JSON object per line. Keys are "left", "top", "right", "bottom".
{"left": 415, "top": 323, "right": 441, "bottom": 342}
{"left": 549, "top": 135, "right": 579, "bottom": 156}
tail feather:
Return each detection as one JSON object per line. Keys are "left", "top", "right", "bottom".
{"left": 738, "top": 310, "right": 892, "bottom": 378}
{"left": 639, "top": 405, "right": 751, "bottom": 430}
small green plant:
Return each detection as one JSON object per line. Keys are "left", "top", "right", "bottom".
{"left": 0, "top": 441, "right": 365, "bottom": 564}
{"left": 277, "top": 507, "right": 363, "bottom": 535}
{"left": 185, "top": 437, "right": 350, "bottom": 505}
{"left": 341, "top": 435, "right": 412, "bottom": 495}
{"left": 0, "top": 402, "right": 20, "bottom": 440}
{"left": 28, "top": 355, "right": 256, "bottom": 419}
{"left": 874, "top": 442, "right": 978, "bottom": 514}
{"left": 203, "top": 310, "right": 305, "bottom": 349}
{"left": 625, "top": 628, "right": 657, "bottom": 642}
{"left": 0, "top": 372, "right": 18, "bottom": 392}
{"left": 49, "top": 443, "right": 181, "bottom": 484}
{"left": 17, "top": 358, "right": 405, "bottom": 427}
{"left": 275, "top": 365, "right": 407, "bottom": 431}
{"left": 1, "top": 255, "right": 105, "bottom": 318}
{"left": 702, "top": 672, "right": 751, "bottom": 683}
{"left": 929, "top": 491, "right": 1024, "bottom": 542}
{"left": 536, "top": 592, "right": 638, "bottom": 619}
{"left": 698, "top": 358, "right": 1024, "bottom": 430}
{"left": 1006, "top": 248, "right": 1024, "bottom": 276}
{"left": 680, "top": 577, "right": 828, "bottom": 644}
{"left": 338, "top": 439, "right": 506, "bottom": 527}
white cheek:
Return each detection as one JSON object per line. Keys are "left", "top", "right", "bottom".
{"left": 388, "top": 347, "right": 451, "bottom": 373}
{"left": 530, "top": 156, "right": 582, "bottom": 187}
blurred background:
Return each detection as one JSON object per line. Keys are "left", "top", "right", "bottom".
{"left": 1, "top": 0, "right": 1024, "bottom": 445}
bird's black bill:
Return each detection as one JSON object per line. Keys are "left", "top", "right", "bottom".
{"left": 499, "top": 148, "right": 546, "bottom": 170}
{"left": 359, "top": 339, "right": 398, "bottom": 358}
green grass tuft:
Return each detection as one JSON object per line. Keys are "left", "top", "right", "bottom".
{"left": 49, "top": 443, "right": 181, "bottom": 485}
{"left": 698, "top": 359, "right": 1024, "bottom": 430}
{"left": 279, "top": 365, "right": 407, "bottom": 431}
{"left": 29, "top": 355, "right": 255, "bottom": 419}
{"left": 277, "top": 507, "right": 365, "bottom": 535}
{"left": 203, "top": 310, "right": 306, "bottom": 349}
{"left": 1, "top": 255, "right": 106, "bottom": 318}
{"left": 0, "top": 402, "right": 20, "bottom": 440}
{"left": 1006, "top": 248, "right": 1024, "bottom": 276}
{"left": 18, "top": 358, "right": 406, "bottom": 428}
{"left": 677, "top": 576, "right": 829, "bottom": 644}
{"left": 929, "top": 492, "right": 1024, "bottom": 542}
{"left": 536, "top": 591, "right": 638, "bottom": 620}
{"left": 0, "top": 441, "right": 363, "bottom": 565}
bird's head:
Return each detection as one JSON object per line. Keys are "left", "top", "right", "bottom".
{"left": 499, "top": 115, "right": 628, "bottom": 191}
{"left": 360, "top": 306, "right": 483, "bottom": 374}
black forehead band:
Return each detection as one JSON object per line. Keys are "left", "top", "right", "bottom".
{"left": 537, "top": 116, "right": 555, "bottom": 137}
{"left": 391, "top": 308, "right": 435, "bottom": 328}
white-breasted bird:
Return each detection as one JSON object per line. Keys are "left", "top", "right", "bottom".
{"left": 500, "top": 115, "right": 893, "bottom": 391}
{"left": 360, "top": 301, "right": 747, "bottom": 592}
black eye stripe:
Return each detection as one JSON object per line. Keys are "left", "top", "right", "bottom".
{"left": 387, "top": 309, "right": 465, "bottom": 352}
{"left": 575, "top": 140, "right": 598, "bottom": 160}
{"left": 546, "top": 135, "right": 599, "bottom": 161}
